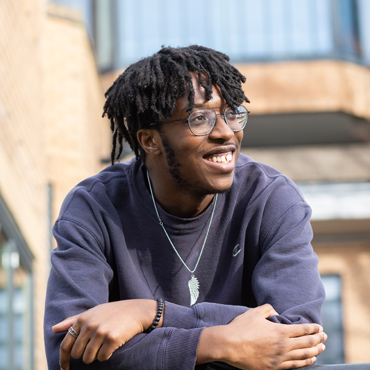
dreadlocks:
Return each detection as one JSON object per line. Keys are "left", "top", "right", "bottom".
{"left": 102, "top": 45, "right": 249, "bottom": 163}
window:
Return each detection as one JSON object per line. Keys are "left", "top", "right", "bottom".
{"left": 0, "top": 197, "right": 34, "bottom": 370}
{"left": 332, "top": 0, "right": 361, "bottom": 59}
{"left": 317, "top": 275, "right": 345, "bottom": 364}
{"left": 93, "top": 0, "right": 115, "bottom": 72}
{"left": 87, "top": 0, "right": 364, "bottom": 70}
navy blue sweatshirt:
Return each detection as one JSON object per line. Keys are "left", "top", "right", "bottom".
{"left": 44, "top": 154, "right": 325, "bottom": 369}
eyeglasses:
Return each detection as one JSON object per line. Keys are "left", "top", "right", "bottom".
{"left": 152, "top": 105, "right": 249, "bottom": 136}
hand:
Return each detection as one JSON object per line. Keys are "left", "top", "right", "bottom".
{"left": 52, "top": 299, "right": 161, "bottom": 370}
{"left": 197, "top": 304, "right": 327, "bottom": 370}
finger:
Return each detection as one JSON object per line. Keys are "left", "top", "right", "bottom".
{"left": 70, "top": 322, "right": 106, "bottom": 364}
{"left": 280, "top": 356, "right": 317, "bottom": 370}
{"left": 83, "top": 330, "right": 122, "bottom": 363}
{"left": 82, "top": 335, "right": 105, "bottom": 364}
{"left": 52, "top": 315, "right": 79, "bottom": 333}
{"left": 288, "top": 343, "right": 326, "bottom": 360}
{"left": 59, "top": 330, "right": 78, "bottom": 370}
{"left": 280, "top": 343, "right": 326, "bottom": 369}
{"left": 95, "top": 333, "right": 121, "bottom": 362}
{"left": 70, "top": 326, "right": 94, "bottom": 361}
{"left": 72, "top": 331, "right": 103, "bottom": 364}
{"left": 285, "top": 322, "right": 323, "bottom": 338}
{"left": 254, "top": 304, "right": 279, "bottom": 318}
{"left": 96, "top": 343, "right": 114, "bottom": 362}
{"left": 288, "top": 331, "right": 327, "bottom": 350}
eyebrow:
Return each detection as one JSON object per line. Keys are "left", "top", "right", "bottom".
{"left": 182, "top": 104, "right": 224, "bottom": 112}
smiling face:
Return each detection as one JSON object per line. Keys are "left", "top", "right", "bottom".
{"left": 150, "top": 74, "right": 244, "bottom": 199}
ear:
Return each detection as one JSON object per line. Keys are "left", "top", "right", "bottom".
{"left": 137, "top": 129, "right": 162, "bottom": 156}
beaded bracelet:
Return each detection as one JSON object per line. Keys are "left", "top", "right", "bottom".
{"left": 146, "top": 298, "right": 163, "bottom": 333}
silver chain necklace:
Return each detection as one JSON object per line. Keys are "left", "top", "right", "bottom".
{"left": 146, "top": 170, "right": 218, "bottom": 306}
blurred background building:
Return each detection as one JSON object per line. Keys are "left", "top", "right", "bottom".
{"left": 0, "top": 0, "right": 369, "bottom": 368}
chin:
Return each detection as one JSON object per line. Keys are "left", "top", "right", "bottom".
{"left": 207, "top": 177, "right": 234, "bottom": 194}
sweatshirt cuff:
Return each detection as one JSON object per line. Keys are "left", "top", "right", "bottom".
{"left": 163, "top": 301, "right": 200, "bottom": 329}
{"left": 164, "top": 301, "right": 248, "bottom": 329}
{"left": 157, "top": 327, "right": 203, "bottom": 370}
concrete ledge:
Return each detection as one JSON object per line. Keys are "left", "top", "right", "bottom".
{"left": 237, "top": 60, "right": 370, "bottom": 121}
{"left": 308, "top": 365, "right": 370, "bottom": 369}
{"left": 243, "top": 143, "right": 370, "bottom": 183}
{"left": 204, "top": 363, "right": 370, "bottom": 369}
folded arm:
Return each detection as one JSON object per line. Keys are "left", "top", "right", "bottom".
{"left": 45, "top": 198, "right": 326, "bottom": 370}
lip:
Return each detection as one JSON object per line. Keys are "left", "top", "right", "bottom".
{"left": 203, "top": 145, "right": 237, "bottom": 171}
{"left": 203, "top": 144, "right": 237, "bottom": 158}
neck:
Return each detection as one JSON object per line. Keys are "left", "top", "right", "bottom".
{"left": 146, "top": 168, "right": 215, "bottom": 218}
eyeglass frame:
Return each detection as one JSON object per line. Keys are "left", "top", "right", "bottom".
{"left": 148, "top": 105, "right": 250, "bottom": 136}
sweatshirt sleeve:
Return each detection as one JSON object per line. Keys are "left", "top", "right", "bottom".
{"left": 43, "top": 218, "right": 246, "bottom": 370}
{"left": 252, "top": 200, "right": 325, "bottom": 325}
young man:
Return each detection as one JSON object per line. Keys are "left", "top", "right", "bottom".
{"left": 44, "top": 45, "right": 327, "bottom": 370}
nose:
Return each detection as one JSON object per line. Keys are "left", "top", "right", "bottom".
{"left": 208, "top": 114, "right": 234, "bottom": 140}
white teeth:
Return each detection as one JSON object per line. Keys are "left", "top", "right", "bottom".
{"left": 209, "top": 153, "right": 232, "bottom": 163}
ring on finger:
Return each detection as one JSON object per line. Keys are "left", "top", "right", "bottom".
{"left": 68, "top": 326, "right": 79, "bottom": 339}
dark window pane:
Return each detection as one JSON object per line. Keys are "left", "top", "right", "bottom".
{"left": 318, "top": 275, "right": 345, "bottom": 364}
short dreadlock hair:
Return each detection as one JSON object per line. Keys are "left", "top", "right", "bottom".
{"left": 103, "top": 45, "right": 249, "bottom": 164}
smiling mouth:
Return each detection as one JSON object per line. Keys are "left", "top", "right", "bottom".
{"left": 204, "top": 152, "right": 233, "bottom": 164}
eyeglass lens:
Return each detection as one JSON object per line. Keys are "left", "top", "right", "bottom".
{"left": 188, "top": 106, "right": 248, "bottom": 135}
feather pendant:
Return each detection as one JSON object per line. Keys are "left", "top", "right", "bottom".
{"left": 188, "top": 274, "right": 199, "bottom": 306}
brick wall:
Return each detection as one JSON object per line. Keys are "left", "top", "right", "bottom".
{"left": 0, "top": 1, "right": 110, "bottom": 368}
{"left": 0, "top": 2, "right": 48, "bottom": 367}
{"left": 44, "top": 4, "right": 110, "bottom": 226}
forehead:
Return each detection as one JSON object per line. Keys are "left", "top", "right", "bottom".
{"left": 175, "top": 73, "right": 225, "bottom": 114}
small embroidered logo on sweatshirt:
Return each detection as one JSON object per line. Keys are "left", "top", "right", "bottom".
{"left": 232, "top": 244, "right": 241, "bottom": 257}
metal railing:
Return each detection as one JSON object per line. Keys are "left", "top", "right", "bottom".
{"left": 308, "top": 365, "right": 370, "bottom": 370}
{"left": 204, "top": 363, "right": 370, "bottom": 370}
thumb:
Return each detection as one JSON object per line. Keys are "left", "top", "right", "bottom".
{"left": 254, "top": 304, "right": 279, "bottom": 318}
{"left": 52, "top": 314, "right": 79, "bottom": 333}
